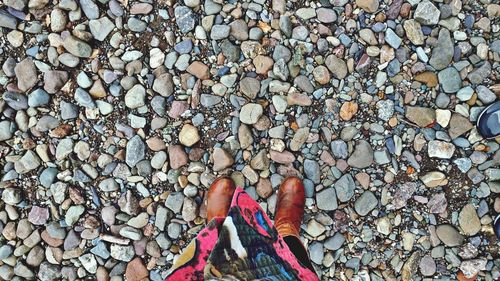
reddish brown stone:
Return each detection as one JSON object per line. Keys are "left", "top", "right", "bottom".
{"left": 125, "top": 257, "right": 149, "bottom": 281}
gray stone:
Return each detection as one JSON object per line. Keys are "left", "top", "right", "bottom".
{"left": 63, "top": 36, "right": 92, "bottom": 58}
{"left": 165, "top": 192, "right": 184, "bottom": 213}
{"left": 89, "top": 17, "right": 115, "bottom": 41}
{"left": 385, "top": 28, "right": 402, "bottom": 49}
{"left": 324, "top": 232, "right": 345, "bottom": 250}
{"left": 3, "top": 91, "right": 28, "bottom": 110}
{"left": 211, "top": 25, "right": 230, "bottom": 40}
{"left": 436, "top": 224, "right": 464, "bottom": 246}
{"left": 59, "top": 100, "right": 78, "bottom": 120}
{"left": 325, "top": 54, "right": 348, "bottom": 79}
{"left": 335, "top": 174, "right": 355, "bottom": 202}
{"left": 175, "top": 6, "right": 196, "bottom": 33}
{"left": 240, "top": 103, "right": 263, "bottom": 124}
{"left": 304, "top": 159, "right": 320, "bottom": 184}
{"left": 467, "top": 61, "right": 491, "bottom": 85}
{"left": 14, "top": 58, "right": 38, "bottom": 92}
{"left": 438, "top": 67, "right": 462, "bottom": 93}
{"left": 153, "top": 73, "right": 174, "bottom": 97}
{"left": 429, "top": 29, "right": 454, "bottom": 70}
{"left": 126, "top": 135, "right": 145, "bottom": 167}
{"left": 65, "top": 205, "right": 85, "bottom": 226}
{"left": 347, "top": 140, "right": 373, "bottom": 168}
{"left": 476, "top": 85, "right": 496, "bottom": 104}
{"left": 125, "top": 84, "right": 146, "bottom": 109}
{"left": 316, "top": 188, "right": 338, "bottom": 211}
{"left": 80, "top": 0, "right": 99, "bottom": 19}
{"left": 0, "top": 10, "right": 17, "bottom": 29}
{"left": 128, "top": 17, "right": 147, "bottom": 32}
{"left": 414, "top": 0, "right": 441, "bottom": 25}
{"left": 376, "top": 100, "right": 394, "bottom": 121}
{"left": 110, "top": 244, "right": 135, "bottom": 262}
{"left": 354, "top": 191, "right": 377, "bottom": 216}
{"left": 0, "top": 121, "right": 12, "bottom": 141}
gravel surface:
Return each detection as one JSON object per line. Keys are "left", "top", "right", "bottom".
{"left": 0, "top": 0, "right": 499, "bottom": 280}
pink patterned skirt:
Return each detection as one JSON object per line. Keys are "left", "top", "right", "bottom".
{"left": 165, "top": 187, "right": 319, "bottom": 281}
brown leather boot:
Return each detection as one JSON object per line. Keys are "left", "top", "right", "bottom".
{"left": 275, "top": 176, "right": 305, "bottom": 238}
{"left": 206, "top": 176, "right": 236, "bottom": 221}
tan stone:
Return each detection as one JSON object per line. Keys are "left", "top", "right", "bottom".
{"left": 187, "top": 61, "right": 209, "bottom": 80}
{"left": 340, "top": 101, "right": 358, "bottom": 121}
{"left": 253, "top": 55, "right": 274, "bottom": 75}
{"left": 125, "top": 257, "right": 148, "bottom": 281}
{"left": 179, "top": 124, "right": 200, "bottom": 147}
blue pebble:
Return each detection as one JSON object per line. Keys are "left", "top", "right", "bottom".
{"left": 421, "top": 26, "right": 432, "bottom": 36}
{"left": 464, "top": 15, "right": 474, "bottom": 29}
{"left": 371, "top": 22, "right": 386, "bottom": 33}
{"left": 26, "top": 46, "right": 39, "bottom": 57}
{"left": 386, "top": 137, "right": 395, "bottom": 154}
{"left": 387, "top": 59, "right": 400, "bottom": 77}
{"left": 422, "top": 128, "right": 436, "bottom": 140}
{"left": 174, "top": 39, "right": 193, "bottom": 54}
{"left": 453, "top": 137, "right": 470, "bottom": 148}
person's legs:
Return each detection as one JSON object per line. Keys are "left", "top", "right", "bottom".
{"left": 206, "top": 176, "right": 236, "bottom": 221}
{"left": 275, "top": 177, "right": 314, "bottom": 271}
{"left": 283, "top": 236, "right": 315, "bottom": 271}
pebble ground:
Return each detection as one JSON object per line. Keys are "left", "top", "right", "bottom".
{"left": 0, "top": 0, "right": 499, "bottom": 280}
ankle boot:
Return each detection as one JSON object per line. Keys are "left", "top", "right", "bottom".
{"left": 206, "top": 177, "right": 236, "bottom": 221}
{"left": 275, "top": 177, "right": 305, "bottom": 238}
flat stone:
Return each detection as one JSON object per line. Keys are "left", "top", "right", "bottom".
{"left": 419, "top": 255, "right": 437, "bottom": 276}
{"left": 187, "top": 61, "right": 209, "bottom": 80}
{"left": 316, "top": 188, "right": 338, "bottom": 211}
{"left": 305, "top": 219, "right": 326, "bottom": 237}
{"left": 405, "top": 106, "right": 436, "bottom": 127}
{"left": 125, "top": 257, "right": 149, "bottom": 281}
{"left": 240, "top": 103, "right": 263, "bottom": 125}
{"left": 335, "top": 174, "right": 355, "bottom": 202}
{"left": 65, "top": 205, "right": 85, "bottom": 226}
{"left": 89, "top": 17, "right": 115, "bottom": 41}
{"left": 211, "top": 25, "right": 230, "bottom": 40}
{"left": 126, "top": 135, "right": 145, "bottom": 167}
{"left": 80, "top": 0, "right": 99, "bottom": 19}
{"left": 124, "top": 84, "right": 145, "bottom": 109}
{"left": 458, "top": 204, "right": 481, "bottom": 236}
{"left": 14, "top": 58, "right": 38, "bottom": 92}
{"left": 212, "top": 147, "right": 234, "bottom": 171}
{"left": 175, "top": 6, "right": 196, "bottom": 33}
{"left": 448, "top": 114, "right": 473, "bottom": 139}
{"left": 347, "top": 140, "right": 373, "bottom": 168}
{"left": 420, "top": 171, "right": 448, "bottom": 187}
{"left": 240, "top": 77, "right": 260, "bottom": 99}
{"left": 0, "top": 10, "right": 17, "bottom": 29}
{"left": 325, "top": 55, "right": 348, "bottom": 79}
{"left": 44, "top": 71, "right": 69, "bottom": 94}
{"left": 290, "top": 127, "right": 310, "bottom": 152}
{"left": 436, "top": 224, "right": 464, "bottom": 246}
{"left": 324, "top": 232, "right": 345, "bottom": 250}
{"left": 354, "top": 191, "right": 377, "bottom": 216}
{"left": 430, "top": 29, "right": 454, "bottom": 70}
{"left": 403, "top": 19, "right": 424, "bottom": 45}
{"left": 253, "top": 55, "right": 274, "bottom": 75}
{"left": 304, "top": 159, "right": 320, "bottom": 184}
{"left": 28, "top": 206, "right": 49, "bottom": 225}
{"left": 63, "top": 36, "right": 92, "bottom": 58}
{"left": 356, "top": 0, "right": 379, "bottom": 13}
{"left": 168, "top": 145, "right": 188, "bottom": 169}
{"left": 428, "top": 140, "right": 455, "bottom": 159}
{"left": 415, "top": 0, "right": 441, "bottom": 25}
{"left": 317, "top": 8, "right": 337, "bottom": 23}
{"left": 179, "top": 124, "right": 200, "bottom": 147}
{"left": 438, "top": 67, "right": 462, "bottom": 93}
